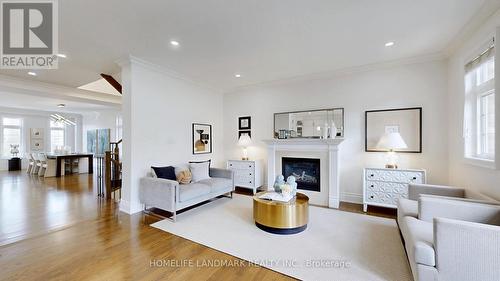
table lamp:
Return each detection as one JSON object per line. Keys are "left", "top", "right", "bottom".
{"left": 237, "top": 134, "right": 252, "bottom": 160}
{"left": 376, "top": 132, "right": 408, "bottom": 169}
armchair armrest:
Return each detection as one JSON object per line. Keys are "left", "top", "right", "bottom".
{"left": 419, "top": 195, "right": 500, "bottom": 224}
{"left": 210, "top": 168, "right": 233, "bottom": 180}
{"left": 139, "top": 177, "right": 178, "bottom": 212}
{"left": 434, "top": 217, "right": 500, "bottom": 281}
{"left": 408, "top": 183, "right": 464, "bottom": 200}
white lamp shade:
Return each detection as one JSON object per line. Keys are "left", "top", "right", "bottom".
{"left": 237, "top": 134, "right": 252, "bottom": 147}
{"left": 376, "top": 132, "right": 408, "bottom": 150}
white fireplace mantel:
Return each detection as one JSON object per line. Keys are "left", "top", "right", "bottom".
{"left": 262, "top": 138, "right": 344, "bottom": 208}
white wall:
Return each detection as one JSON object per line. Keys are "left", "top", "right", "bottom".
{"left": 223, "top": 59, "right": 450, "bottom": 202}
{"left": 120, "top": 58, "right": 224, "bottom": 214}
{"left": 447, "top": 10, "right": 500, "bottom": 200}
{"left": 0, "top": 107, "right": 82, "bottom": 170}
{"left": 81, "top": 110, "right": 121, "bottom": 152}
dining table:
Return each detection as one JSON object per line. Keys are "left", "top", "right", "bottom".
{"left": 46, "top": 153, "right": 94, "bottom": 177}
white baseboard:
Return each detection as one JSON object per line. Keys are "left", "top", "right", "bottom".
{"left": 340, "top": 192, "right": 363, "bottom": 204}
{"left": 119, "top": 199, "right": 143, "bottom": 215}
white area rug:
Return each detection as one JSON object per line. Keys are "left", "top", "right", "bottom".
{"left": 152, "top": 194, "right": 412, "bottom": 281}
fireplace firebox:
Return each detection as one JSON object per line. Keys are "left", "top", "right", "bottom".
{"left": 282, "top": 157, "right": 320, "bottom": 192}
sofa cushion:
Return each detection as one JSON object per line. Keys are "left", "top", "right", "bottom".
{"left": 151, "top": 166, "right": 177, "bottom": 181}
{"left": 189, "top": 160, "right": 211, "bottom": 182}
{"left": 403, "top": 216, "right": 435, "bottom": 267}
{"left": 179, "top": 183, "right": 211, "bottom": 202}
{"left": 198, "top": 178, "right": 232, "bottom": 192}
{"left": 397, "top": 198, "right": 418, "bottom": 225}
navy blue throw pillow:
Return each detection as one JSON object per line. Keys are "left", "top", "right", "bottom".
{"left": 151, "top": 166, "right": 176, "bottom": 181}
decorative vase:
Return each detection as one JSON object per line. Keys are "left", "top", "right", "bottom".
{"left": 330, "top": 122, "right": 337, "bottom": 139}
{"left": 323, "top": 123, "right": 329, "bottom": 139}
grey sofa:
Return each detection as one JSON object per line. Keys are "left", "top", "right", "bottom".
{"left": 398, "top": 184, "right": 500, "bottom": 281}
{"left": 139, "top": 168, "right": 234, "bottom": 222}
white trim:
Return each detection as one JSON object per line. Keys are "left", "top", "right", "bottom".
{"left": 263, "top": 138, "right": 344, "bottom": 209}
{"left": 119, "top": 199, "right": 143, "bottom": 214}
{"left": 463, "top": 156, "right": 496, "bottom": 169}
{"left": 115, "top": 55, "right": 219, "bottom": 92}
{"left": 340, "top": 192, "right": 363, "bottom": 204}
{"left": 225, "top": 53, "right": 446, "bottom": 93}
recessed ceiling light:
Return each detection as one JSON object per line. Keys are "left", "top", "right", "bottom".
{"left": 235, "top": 74, "right": 241, "bottom": 78}
{"left": 56, "top": 53, "right": 67, "bottom": 58}
{"left": 385, "top": 41, "right": 395, "bottom": 47}
{"left": 28, "top": 71, "right": 37, "bottom": 76}
{"left": 57, "top": 104, "right": 66, "bottom": 108}
{"left": 170, "top": 40, "right": 180, "bottom": 46}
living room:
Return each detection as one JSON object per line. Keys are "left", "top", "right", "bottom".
{"left": 1, "top": 1, "right": 500, "bottom": 281}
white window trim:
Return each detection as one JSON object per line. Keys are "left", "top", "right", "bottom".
{"left": 50, "top": 120, "right": 66, "bottom": 152}
{"left": 1, "top": 116, "right": 24, "bottom": 159}
{"left": 462, "top": 36, "right": 496, "bottom": 169}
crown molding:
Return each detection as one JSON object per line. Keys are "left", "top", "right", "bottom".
{"left": 224, "top": 52, "right": 447, "bottom": 94}
{"left": 444, "top": 1, "right": 500, "bottom": 56}
{"left": 0, "top": 74, "right": 122, "bottom": 106}
{"left": 115, "top": 55, "right": 220, "bottom": 93}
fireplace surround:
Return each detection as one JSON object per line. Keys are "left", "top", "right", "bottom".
{"left": 263, "top": 138, "right": 344, "bottom": 208}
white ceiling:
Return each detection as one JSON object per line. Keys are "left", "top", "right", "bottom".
{"left": 0, "top": 0, "right": 493, "bottom": 92}
{"left": 0, "top": 91, "right": 117, "bottom": 113}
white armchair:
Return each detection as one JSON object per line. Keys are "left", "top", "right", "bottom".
{"left": 398, "top": 183, "right": 497, "bottom": 224}
{"left": 399, "top": 193, "right": 500, "bottom": 281}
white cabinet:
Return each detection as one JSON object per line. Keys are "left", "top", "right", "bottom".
{"left": 363, "top": 168, "right": 426, "bottom": 212}
{"left": 227, "top": 160, "right": 263, "bottom": 194}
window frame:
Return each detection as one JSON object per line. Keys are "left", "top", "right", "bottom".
{"left": 50, "top": 120, "right": 66, "bottom": 152}
{"left": 1, "top": 117, "right": 23, "bottom": 158}
{"left": 463, "top": 38, "right": 496, "bottom": 169}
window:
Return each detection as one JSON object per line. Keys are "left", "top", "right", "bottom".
{"left": 1, "top": 117, "right": 22, "bottom": 158}
{"left": 50, "top": 120, "right": 65, "bottom": 152}
{"left": 464, "top": 42, "right": 495, "bottom": 163}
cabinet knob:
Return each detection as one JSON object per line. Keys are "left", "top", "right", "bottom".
{"left": 229, "top": 164, "right": 232, "bottom": 166}
{"left": 370, "top": 174, "right": 374, "bottom": 177}
{"left": 412, "top": 177, "right": 417, "bottom": 180}
{"left": 370, "top": 185, "right": 374, "bottom": 187}
{"left": 370, "top": 195, "right": 374, "bottom": 199}
{"left": 249, "top": 173, "right": 252, "bottom": 175}
{"left": 249, "top": 181, "right": 252, "bottom": 183}
{"left": 249, "top": 165, "right": 252, "bottom": 168}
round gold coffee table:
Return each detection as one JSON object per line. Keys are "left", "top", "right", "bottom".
{"left": 253, "top": 191, "right": 309, "bottom": 234}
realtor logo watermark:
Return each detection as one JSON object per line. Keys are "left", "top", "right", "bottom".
{"left": 1, "top": 0, "right": 58, "bottom": 69}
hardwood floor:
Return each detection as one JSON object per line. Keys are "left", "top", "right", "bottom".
{"left": 0, "top": 171, "right": 395, "bottom": 281}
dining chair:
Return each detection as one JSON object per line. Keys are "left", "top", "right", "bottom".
{"left": 26, "top": 153, "right": 35, "bottom": 174}
{"left": 37, "top": 153, "right": 48, "bottom": 177}
{"left": 31, "top": 153, "right": 40, "bottom": 175}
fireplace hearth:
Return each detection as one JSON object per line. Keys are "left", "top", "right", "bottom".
{"left": 282, "top": 157, "right": 320, "bottom": 192}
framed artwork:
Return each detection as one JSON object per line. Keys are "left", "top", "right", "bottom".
{"left": 365, "top": 107, "right": 422, "bottom": 153}
{"left": 238, "top": 130, "right": 251, "bottom": 138}
{"left": 97, "top": 129, "right": 111, "bottom": 155}
{"left": 238, "top": 116, "right": 251, "bottom": 130}
{"left": 87, "top": 130, "right": 97, "bottom": 154}
{"left": 30, "top": 128, "right": 44, "bottom": 138}
{"left": 30, "top": 128, "right": 44, "bottom": 152}
{"left": 30, "top": 139, "right": 44, "bottom": 152}
{"left": 192, "top": 123, "right": 212, "bottom": 154}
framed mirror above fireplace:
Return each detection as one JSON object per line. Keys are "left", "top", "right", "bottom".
{"left": 274, "top": 108, "right": 344, "bottom": 139}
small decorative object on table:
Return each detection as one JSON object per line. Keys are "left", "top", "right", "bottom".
{"left": 273, "top": 174, "right": 298, "bottom": 197}
{"left": 273, "top": 175, "right": 285, "bottom": 193}
{"left": 10, "top": 144, "right": 19, "bottom": 157}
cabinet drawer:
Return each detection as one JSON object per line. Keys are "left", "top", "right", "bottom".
{"left": 235, "top": 176, "right": 255, "bottom": 187}
{"left": 366, "top": 169, "right": 424, "bottom": 184}
{"left": 366, "top": 181, "right": 408, "bottom": 204}
{"left": 233, "top": 169, "right": 254, "bottom": 178}
{"left": 228, "top": 161, "right": 255, "bottom": 170}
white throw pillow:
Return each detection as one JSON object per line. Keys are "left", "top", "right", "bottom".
{"left": 189, "top": 161, "right": 210, "bottom": 182}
